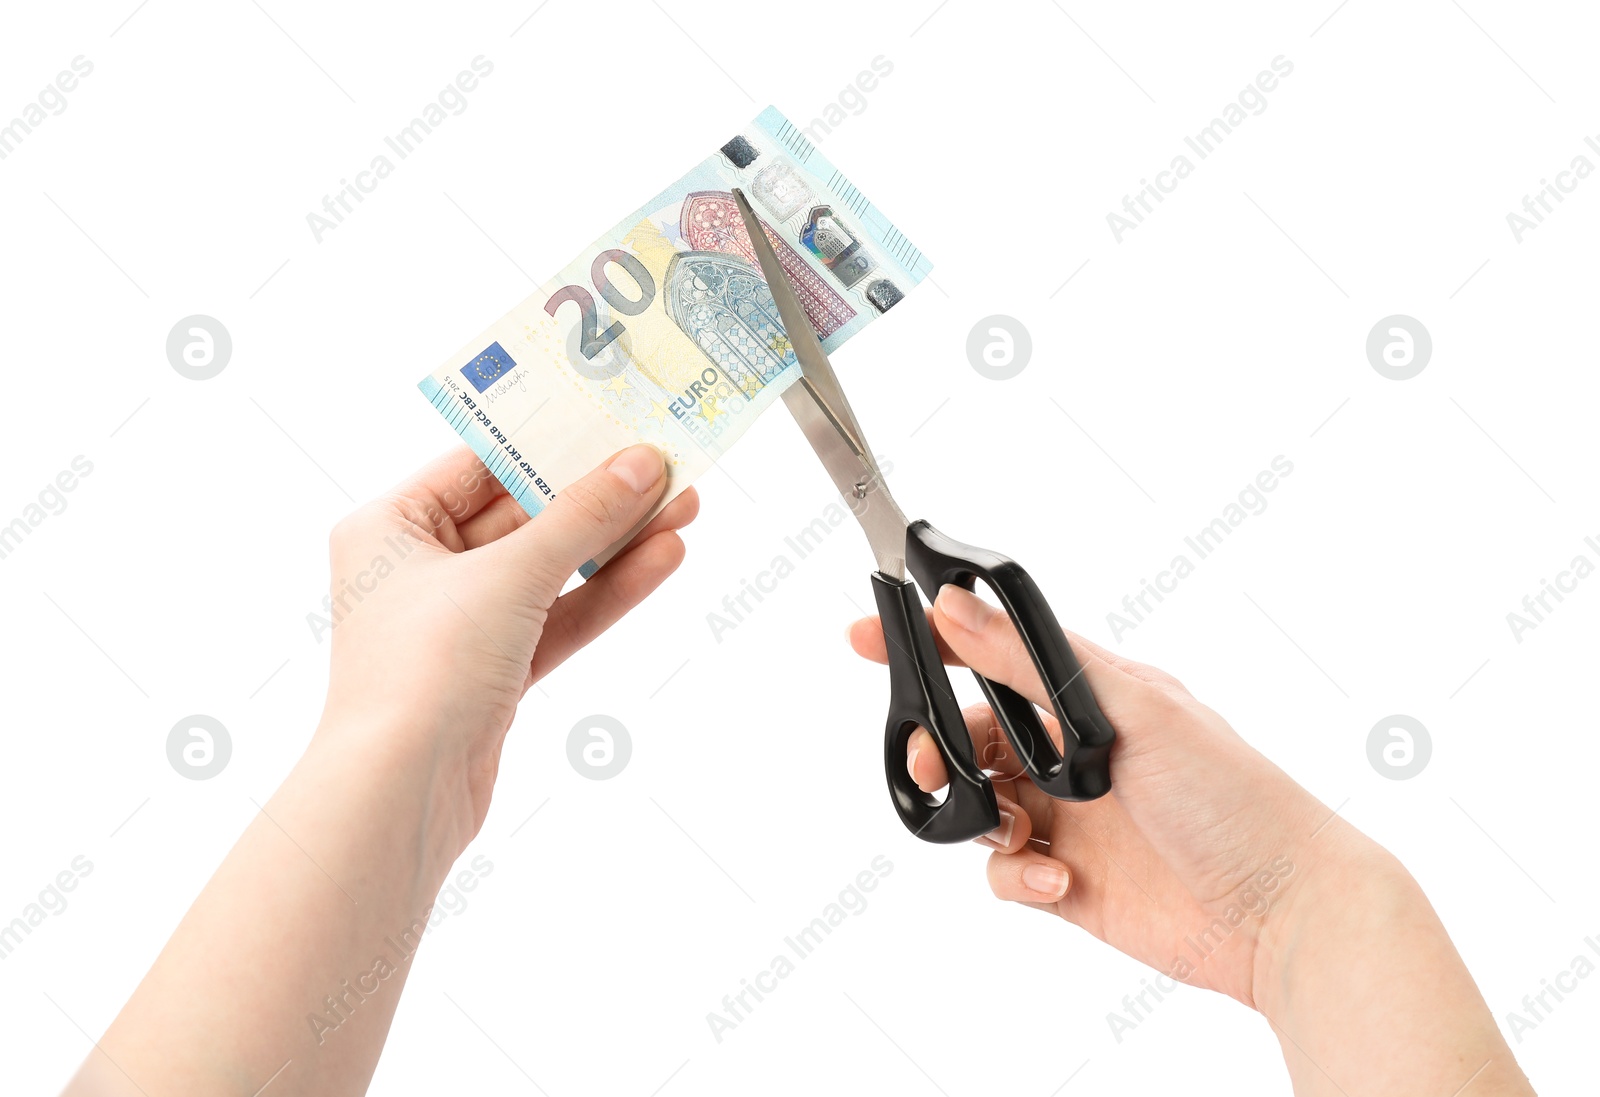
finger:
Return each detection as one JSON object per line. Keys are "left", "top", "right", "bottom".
{"left": 931, "top": 584, "right": 1143, "bottom": 720}
{"left": 485, "top": 444, "right": 668, "bottom": 604}
{"left": 847, "top": 608, "right": 1165, "bottom": 702}
{"left": 461, "top": 484, "right": 699, "bottom": 553}
{"left": 987, "top": 849, "right": 1072, "bottom": 904}
{"left": 974, "top": 792, "right": 1034, "bottom": 853}
{"left": 906, "top": 725, "right": 937, "bottom": 787}
{"left": 1059, "top": 626, "right": 1189, "bottom": 696}
{"left": 528, "top": 530, "right": 686, "bottom": 682}
{"left": 905, "top": 704, "right": 1019, "bottom": 794}
{"left": 620, "top": 486, "right": 699, "bottom": 551}
{"left": 848, "top": 613, "right": 965, "bottom": 668}
{"left": 397, "top": 447, "right": 506, "bottom": 527}
{"left": 903, "top": 710, "right": 1035, "bottom": 854}
{"left": 457, "top": 491, "right": 531, "bottom": 550}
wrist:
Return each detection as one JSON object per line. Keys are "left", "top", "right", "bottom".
{"left": 309, "top": 707, "right": 480, "bottom": 884}
{"left": 1248, "top": 823, "right": 1533, "bottom": 1095}
{"left": 1248, "top": 819, "right": 1407, "bottom": 1019}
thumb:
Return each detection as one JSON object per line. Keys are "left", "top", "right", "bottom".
{"left": 492, "top": 443, "right": 667, "bottom": 601}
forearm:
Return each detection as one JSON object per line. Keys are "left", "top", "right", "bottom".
{"left": 67, "top": 719, "right": 468, "bottom": 1097}
{"left": 1256, "top": 831, "right": 1534, "bottom": 1097}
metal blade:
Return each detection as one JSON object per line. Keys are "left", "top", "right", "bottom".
{"left": 730, "top": 188, "right": 882, "bottom": 475}
{"left": 781, "top": 384, "right": 909, "bottom": 578}
{"left": 729, "top": 188, "right": 907, "bottom": 577}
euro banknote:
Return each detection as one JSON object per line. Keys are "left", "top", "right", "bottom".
{"left": 418, "top": 105, "right": 930, "bottom": 576}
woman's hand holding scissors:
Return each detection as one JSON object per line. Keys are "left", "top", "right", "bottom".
{"left": 850, "top": 587, "right": 1534, "bottom": 1097}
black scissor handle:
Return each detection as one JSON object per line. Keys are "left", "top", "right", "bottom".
{"left": 872, "top": 571, "right": 1000, "bottom": 843}
{"left": 904, "top": 519, "right": 1115, "bottom": 803}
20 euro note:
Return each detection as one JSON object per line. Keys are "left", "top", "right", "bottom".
{"left": 418, "top": 105, "right": 930, "bottom": 576}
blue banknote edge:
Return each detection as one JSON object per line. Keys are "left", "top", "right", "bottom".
{"left": 417, "top": 375, "right": 602, "bottom": 578}
{"left": 750, "top": 104, "right": 934, "bottom": 287}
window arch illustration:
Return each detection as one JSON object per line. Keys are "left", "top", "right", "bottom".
{"left": 663, "top": 251, "right": 796, "bottom": 398}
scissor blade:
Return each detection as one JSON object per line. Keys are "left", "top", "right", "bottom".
{"left": 728, "top": 189, "right": 907, "bottom": 576}
{"left": 729, "top": 188, "right": 877, "bottom": 466}
{"left": 780, "top": 383, "right": 909, "bottom": 578}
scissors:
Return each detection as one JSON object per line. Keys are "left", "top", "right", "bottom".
{"left": 730, "top": 189, "right": 1116, "bottom": 844}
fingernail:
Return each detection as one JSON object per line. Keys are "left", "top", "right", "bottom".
{"left": 906, "top": 743, "right": 921, "bottom": 781}
{"left": 608, "top": 444, "right": 664, "bottom": 493}
{"left": 976, "top": 808, "right": 1016, "bottom": 850}
{"left": 1022, "top": 862, "right": 1069, "bottom": 898}
{"left": 937, "top": 584, "right": 997, "bottom": 633}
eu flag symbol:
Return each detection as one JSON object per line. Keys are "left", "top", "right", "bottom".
{"left": 461, "top": 342, "right": 516, "bottom": 393}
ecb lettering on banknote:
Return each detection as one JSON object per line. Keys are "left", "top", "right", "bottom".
{"left": 419, "top": 106, "right": 930, "bottom": 576}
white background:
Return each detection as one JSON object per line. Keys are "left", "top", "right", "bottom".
{"left": 2, "top": 0, "right": 1595, "bottom": 1092}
